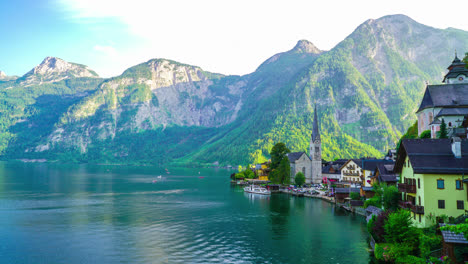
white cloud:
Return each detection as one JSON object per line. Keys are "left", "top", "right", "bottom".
{"left": 93, "top": 45, "right": 118, "bottom": 57}
{"left": 57, "top": 0, "right": 468, "bottom": 77}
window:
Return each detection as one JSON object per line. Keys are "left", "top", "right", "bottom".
{"left": 302, "top": 167, "right": 305, "bottom": 175}
{"left": 438, "top": 200, "right": 445, "bottom": 209}
{"left": 418, "top": 178, "right": 420, "bottom": 189}
{"left": 456, "top": 180, "right": 463, "bottom": 190}
{"left": 457, "top": 200, "right": 464, "bottom": 210}
{"left": 315, "top": 147, "right": 319, "bottom": 153}
{"left": 437, "top": 179, "right": 444, "bottom": 189}
{"left": 448, "top": 122, "right": 452, "bottom": 127}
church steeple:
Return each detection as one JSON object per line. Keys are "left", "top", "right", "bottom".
{"left": 312, "top": 105, "right": 320, "bottom": 141}
{"left": 443, "top": 51, "right": 468, "bottom": 83}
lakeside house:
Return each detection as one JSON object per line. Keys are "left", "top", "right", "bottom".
{"left": 394, "top": 138, "right": 468, "bottom": 228}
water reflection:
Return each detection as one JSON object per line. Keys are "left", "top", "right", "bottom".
{"left": 0, "top": 162, "right": 370, "bottom": 264}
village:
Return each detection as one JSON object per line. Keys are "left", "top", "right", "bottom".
{"left": 231, "top": 53, "right": 468, "bottom": 263}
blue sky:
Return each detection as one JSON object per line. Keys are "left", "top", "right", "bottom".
{"left": 2, "top": 0, "right": 468, "bottom": 78}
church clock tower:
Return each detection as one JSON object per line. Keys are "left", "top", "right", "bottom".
{"left": 310, "top": 105, "right": 322, "bottom": 184}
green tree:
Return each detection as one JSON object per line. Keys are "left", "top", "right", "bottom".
{"left": 383, "top": 185, "right": 400, "bottom": 211}
{"left": 384, "top": 210, "right": 421, "bottom": 249}
{"left": 438, "top": 118, "right": 448, "bottom": 139}
{"left": 350, "top": 192, "right": 361, "bottom": 200}
{"left": 243, "top": 168, "right": 255, "bottom": 179}
{"left": 268, "top": 169, "right": 280, "bottom": 184}
{"left": 419, "top": 130, "right": 431, "bottom": 139}
{"left": 270, "top": 142, "right": 290, "bottom": 170}
{"left": 278, "top": 157, "right": 291, "bottom": 184}
{"left": 295, "top": 172, "right": 305, "bottom": 186}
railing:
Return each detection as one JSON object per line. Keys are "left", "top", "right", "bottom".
{"left": 399, "top": 200, "right": 412, "bottom": 209}
{"left": 406, "top": 184, "right": 416, "bottom": 193}
{"left": 398, "top": 183, "right": 416, "bottom": 193}
{"left": 398, "top": 183, "right": 406, "bottom": 192}
{"left": 410, "top": 204, "right": 424, "bottom": 214}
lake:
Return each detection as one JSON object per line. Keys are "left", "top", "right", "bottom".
{"left": 0, "top": 162, "right": 371, "bottom": 263}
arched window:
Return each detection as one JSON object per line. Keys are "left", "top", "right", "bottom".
{"left": 302, "top": 167, "right": 305, "bottom": 175}
{"left": 428, "top": 112, "right": 433, "bottom": 124}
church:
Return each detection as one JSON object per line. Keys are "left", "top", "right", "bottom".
{"left": 417, "top": 53, "right": 468, "bottom": 138}
{"left": 287, "top": 106, "right": 322, "bottom": 184}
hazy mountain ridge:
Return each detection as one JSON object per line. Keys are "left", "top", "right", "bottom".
{"left": 2, "top": 14, "right": 468, "bottom": 165}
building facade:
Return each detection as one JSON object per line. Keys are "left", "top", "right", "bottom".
{"left": 395, "top": 138, "right": 468, "bottom": 228}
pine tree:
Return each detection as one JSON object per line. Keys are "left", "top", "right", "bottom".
{"left": 438, "top": 118, "right": 448, "bottom": 139}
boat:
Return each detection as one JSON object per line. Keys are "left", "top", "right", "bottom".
{"left": 243, "top": 185, "right": 271, "bottom": 195}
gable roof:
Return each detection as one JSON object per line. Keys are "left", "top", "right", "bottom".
{"left": 286, "top": 152, "right": 310, "bottom": 163}
{"left": 361, "top": 159, "right": 394, "bottom": 171}
{"left": 375, "top": 163, "right": 398, "bottom": 182}
{"left": 339, "top": 159, "right": 363, "bottom": 171}
{"left": 416, "top": 83, "right": 468, "bottom": 113}
{"left": 394, "top": 139, "right": 468, "bottom": 174}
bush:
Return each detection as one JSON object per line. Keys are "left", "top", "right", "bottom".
{"left": 395, "top": 254, "right": 425, "bottom": 264}
{"left": 384, "top": 210, "right": 421, "bottom": 251}
{"left": 364, "top": 196, "right": 381, "bottom": 208}
{"left": 383, "top": 185, "right": 400, "bottom": 211}
{"left": 350, "top": 192, "right": 360, "bottom": 200}
{"left": 373, "top": 211, "right": 391, "bottom": 242}
{"left": 419, "top": 130, "right": 431, "bottom": 139}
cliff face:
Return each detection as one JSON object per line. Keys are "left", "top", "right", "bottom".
{"left": 18, "top": 57, "right": 99, "bottom": 85}
{"left": 2, "top": 15, "right": 468, "bottom": 165}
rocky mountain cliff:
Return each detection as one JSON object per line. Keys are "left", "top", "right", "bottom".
{"left": 2, "top": 14, "right": 468, "bottom": 166}
{"left": 17, "top": 57, "right": 99, "bottom": 85}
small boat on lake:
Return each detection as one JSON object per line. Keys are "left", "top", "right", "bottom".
{"left": 243, "top": 185, "right": 271, "bottom": 195}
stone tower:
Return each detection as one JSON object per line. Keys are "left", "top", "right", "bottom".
{"left": 310, "top": 106, "right": 322, "bottom": 183}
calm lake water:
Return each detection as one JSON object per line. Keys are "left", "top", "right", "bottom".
{"left": 0, "top": 162, "right": 371, "bottom": 263}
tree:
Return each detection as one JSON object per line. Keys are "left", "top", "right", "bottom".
{"left": 243, "top": 168, "right": 255, "bottom": 179}
{"left": 419, "top": 130, "right": 431, "bottom": 139}
{"left": 295, "top": 172, "right": 305, "bottom": 186}
{"left": 384, "top": 210, "right": 421, "bottom": 249}
{"left": 268, "top": 169, "right": 280, "bottom": 184}
{"left": 278, "top": 157, "right": 291, "bottom": 184}
{"left": 383, "top": 185, "right": 400, "bottom": 211}
{"left": 438, "top": 118, "right": 448, "bottom": 139}
{"left": 270, "top": 142, "right": 290, "bottom": 169}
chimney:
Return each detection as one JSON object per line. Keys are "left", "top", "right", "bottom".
{"left": 451, "top": 137, "right": 462, "bottom": 158}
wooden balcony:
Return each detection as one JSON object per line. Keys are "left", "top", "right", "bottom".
{"left": 410, "top": 204, "right": 424, "bottom": 214}
{"left": 399, "top": 200, "right": 412, "bottom": 209}
{"left": 399, "top": 201, "right": 424, "bottom": 214}
{"left": 398, "top": 183, "right": 416, "bottom": 193}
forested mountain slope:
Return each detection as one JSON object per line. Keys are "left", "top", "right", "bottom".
{"left": 2, "top": 15, "right": 468, "bottom": 166}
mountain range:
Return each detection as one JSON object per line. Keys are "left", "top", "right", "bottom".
{"left": 1, "top": 14, "right": 468, "bottom": 166}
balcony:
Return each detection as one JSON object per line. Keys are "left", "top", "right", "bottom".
{"left": 398, "top": 183, "right": 406, "bottom": 192}
{"left": 410, "top": 204, "right": 425, "bottom": 214}
{"left": 398, "top": 183, "right": 416, "bottom": 193}
{"left": 399, "top": 200, "right": 412, "bottom": 209}
{"left": 399, "top": 201, "right": 424, "bottom": 214}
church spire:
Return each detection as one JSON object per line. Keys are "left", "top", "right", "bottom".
{"left": 312, "top": 105, "right": 320, "bottom": 141}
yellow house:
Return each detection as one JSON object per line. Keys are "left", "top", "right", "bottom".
{"left": 254, "top": 163, "right": 270, "bottom": 181}
{"left": 395, "top": 138, "right": 468, "bottom": 228}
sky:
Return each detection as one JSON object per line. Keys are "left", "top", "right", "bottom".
{"left": 1, "top": 0, "right": 468, "bottom": 78}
